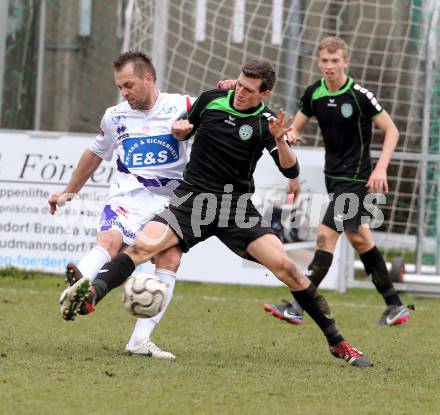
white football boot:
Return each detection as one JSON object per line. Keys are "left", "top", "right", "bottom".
{"left": 125, "top": 339, "right": 176, "bottom": 360}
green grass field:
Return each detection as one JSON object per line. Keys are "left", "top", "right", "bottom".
{"left": 1, "top": 271, "right": 439, "bottom": 415}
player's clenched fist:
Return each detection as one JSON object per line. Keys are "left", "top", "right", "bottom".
{"left": 48, "top": 191, "right": 74, "bottom": 215}
{"left": 172, "top": 119, "right": 194, "bottom": 140}
{"left": 217, "top": 79, "right": 237, "bottom": 90}
{"left": 286, "top": 130, "right": 302, "bottom": 144}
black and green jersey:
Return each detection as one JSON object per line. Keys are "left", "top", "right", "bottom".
{"left": 300, "top": 77, "right": 383, "bottom": 182}
{"left": 183, "top": 89, "right": 299, "bottom": 193}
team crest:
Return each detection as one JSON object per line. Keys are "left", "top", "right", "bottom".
{"left": 239, "top": 124, "right": 253, "bottom": 141}
{"left": 341, "top": 103, "right": 353, "bottom": 118}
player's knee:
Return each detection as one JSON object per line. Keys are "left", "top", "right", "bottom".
{"left": 316, "top": 230, "right": 338, "bottom": 251}
{"left": 274, "top": 256, "right": 301, "bottom": 282}
{"left": 97, "top": 233, "right": 120, "bottom": 257}
{"left": 316, "top": 232, "right": 327, "bottom": 250}
{"left": 347, "top": 232, "right": 368, "bottom": 252}
{"left": 350, "top": 238, "right": 364, "bottom": 251}
{"left": 154, "top": 248, "right": 181, "bottom": 272}
{"left": 129, "top": 238, "right": 160, "bottom": 260}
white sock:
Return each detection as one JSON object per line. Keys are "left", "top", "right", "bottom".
{"left": 127, "top": 268, "right": 176, "bottom": 348}
{"left": 77, "top": 246, "right": 111, "bottom": 282}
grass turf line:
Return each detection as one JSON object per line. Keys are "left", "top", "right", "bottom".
{"left": 0, "top": 274, "right": 439, "bottom": 415}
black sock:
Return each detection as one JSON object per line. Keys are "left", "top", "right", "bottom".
{"left": 306, "top": 250, "right": 333, "bottom": 287}
{"left": 360, "top": 246, "right": 402, "bottom": 306}
{"left": 292, "top": 284, "right": 343, "bottom": 347}
{"left": 92, "top": 253, "right": 136, "bottom": 304}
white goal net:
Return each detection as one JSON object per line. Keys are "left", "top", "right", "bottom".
{"left": 124, "top": 0, "right": 440, "bottom": 277}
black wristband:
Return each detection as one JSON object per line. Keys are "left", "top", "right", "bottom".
{"left": 280, "top": 161, "right": 299, "bottom": 179}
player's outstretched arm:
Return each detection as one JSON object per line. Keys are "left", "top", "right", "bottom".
{"left": 367, "top": 111, "right": 399, "bottom": 193}
{"left": 48, "top": 149, "right": 103, "bottom": 215}
{"left": 172, "top": 119, "right": 194, "bottom": 141}
{"left": 269, "top": 109, "right": 298, "bottom": 170}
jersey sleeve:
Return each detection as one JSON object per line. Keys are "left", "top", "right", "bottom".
{"left": 299, "top": 85, "right": 315, "bottom": 118}
{"left": 187, "top": 91, "right": 211, "bottom": 136}
{"left": 187, "top": 95, "right": 197, "bottom": 111}
{"left": 353, "top": 85, "right": 384, "bottom": 119}
{"left": 89, "top": 110, "right": 116, "bottom": 161}
{"left": 174, "top": 95, "right": 197, "bottom": 120}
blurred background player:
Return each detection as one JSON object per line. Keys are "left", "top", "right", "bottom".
{"left": 49, "top": 51, "right": 194, "bottom": 359}
{"left": 62, "top": 59, "right": 372, "bottom": 367}
{"left": 268, "top": 178, "right": 304, "bottom": 244}
{"left": 263, "top": 37, "right": 411, "bottom": 327}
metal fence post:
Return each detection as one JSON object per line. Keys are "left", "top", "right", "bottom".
{"left": 34, "top": 0, "right": 46, "bottom": 131}
{"left": 416, "top": 0, "right": 439, "bottom": 272}
{"left": 0, "top": 0, "right": 9, "bottom": 127}
{"left": 152, "top": 0, "right": 168, "bottom": 91}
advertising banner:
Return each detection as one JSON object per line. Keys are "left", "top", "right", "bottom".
{"left": 0, "top": 130, "right": 342, "bottom": 290}
{"left": 0, "top": 130, "right": 112, "bottom": 272}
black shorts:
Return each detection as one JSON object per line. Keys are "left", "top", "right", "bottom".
{"left": 322, "top": 177, "right": 371, "bottom": 233}
{"left": 152, "top": 183, "right": 276, "bottom": 261}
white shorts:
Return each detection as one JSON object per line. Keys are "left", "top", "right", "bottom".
{"left": 98, "top": 188, "right": 169, "bottom": 245}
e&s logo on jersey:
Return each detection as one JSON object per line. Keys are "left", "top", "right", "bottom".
{"left": 122, "top": 134, "right": 180, "bottom": 168}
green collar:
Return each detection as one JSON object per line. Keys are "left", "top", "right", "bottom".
{"left": 312, "top": 77, "right": 353, "bottom": 101}
{"left": 205, "top": 90, "right": 265, "bottom": 117}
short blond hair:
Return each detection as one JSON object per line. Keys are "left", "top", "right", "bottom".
{"left": 318, "top": 37, "right": 349, "bottom": 59}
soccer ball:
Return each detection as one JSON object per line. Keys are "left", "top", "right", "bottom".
{"left": 123, "top": 273, "right": 167, "bottom": 318}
